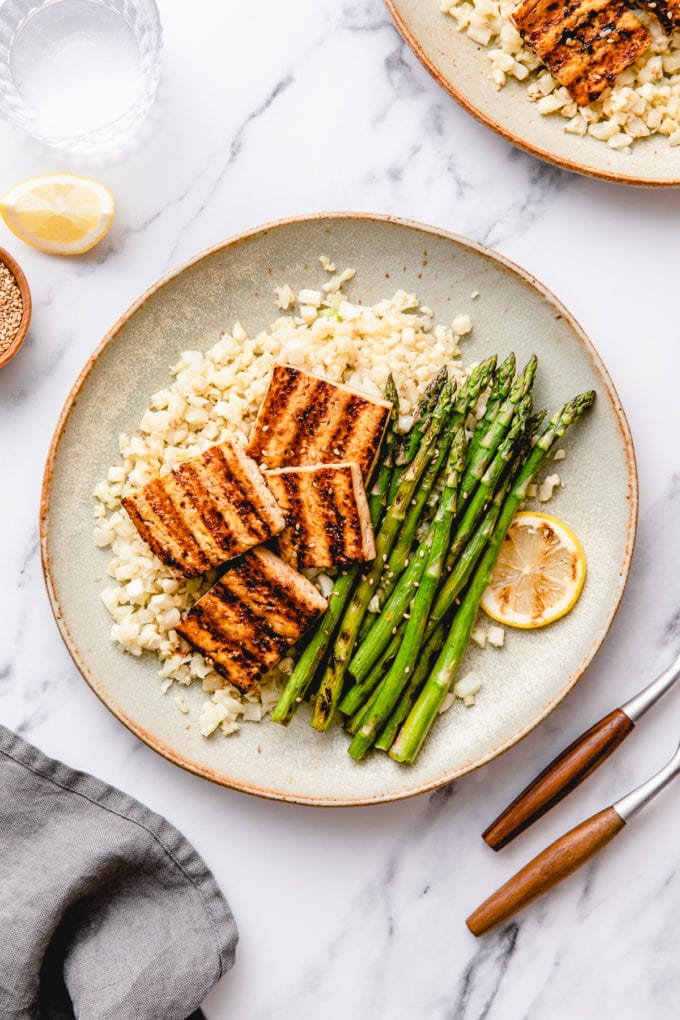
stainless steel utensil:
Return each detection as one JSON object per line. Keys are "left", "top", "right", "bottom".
{"left": 483, "top": 648, "right": 680, "bottom": 850}
{"left": 468, "top": 737, "right": 680, "bottom": 936}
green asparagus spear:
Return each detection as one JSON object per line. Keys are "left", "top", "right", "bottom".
{"left": 402, "top": 367, "right": 448, "bottom": 460}
{"left": 340, "top": 634, "right": 399, "bottom": 721}
{"left": 457, "top": 355, "right": 537, "bottom": 511}
{"left": 477, "top": 352, "right": 516, "bottom": 425}
{"left": 387, "top": 368, "right": 448, "bottom": 502}
{"left": 373, "top": 622, "right": 445, "bottom": 751}
{"left": 527, "top": 409, "right": 547, "bottom": 438}
{"left": 346, "top": 679, "right": 383, "bottom": 736}
{"left": 380, "top": 423, "right": 455, "bottom": 597}
{"left": 379, "top": 357, "right": 502, "bottom": 608}
{"left": 368, "top": 375, "right": 400, "bottom": 523}
{"left": 465, "top": 352, "right": 515, "bottom": 464}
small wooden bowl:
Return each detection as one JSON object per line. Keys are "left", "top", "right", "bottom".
{"left": 0, "top": 245, "right": 32, "bottom": 368}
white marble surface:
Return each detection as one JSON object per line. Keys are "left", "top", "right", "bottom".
{"left": 2, "top": 1, "right": 680, "bottom": 1016}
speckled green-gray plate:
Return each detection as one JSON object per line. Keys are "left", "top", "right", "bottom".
{"left": 41, "top": 214, "right": 637, "bottom": 806}
{"left": 386, "top": 0, "right": 680, "bottom": 186}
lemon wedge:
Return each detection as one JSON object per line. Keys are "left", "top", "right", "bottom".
{"left": 481, "top": 511, "right": 586, "bottom": 629}
{"left": 0, "top": 173, "right": 114, "bottom": 255}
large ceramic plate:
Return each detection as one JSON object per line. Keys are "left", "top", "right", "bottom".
{"left": 41, "top": 214, "right": 637, "bottom": 806}
{"left": 386, "top": 0, "right": 680, "bottom": 186}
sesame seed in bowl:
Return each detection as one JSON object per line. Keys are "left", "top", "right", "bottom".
{"left": 0, "top": 246, "right": 31, "bottom": 368}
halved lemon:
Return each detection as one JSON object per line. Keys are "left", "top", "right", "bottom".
{"left": 481, "top": 511, "right": 586, "bottom": 629}
{"left": 0, "top": 173, "right": 114, "bottom": 255}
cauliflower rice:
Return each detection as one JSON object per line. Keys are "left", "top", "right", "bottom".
{"left": 440, "top": 0, "right": 680, "bottom": 151}
{"left": 93, "top": 261, "right": 475, "bottom": 738}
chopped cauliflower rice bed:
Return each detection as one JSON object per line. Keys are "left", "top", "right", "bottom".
{"left": 93, "top": 261, "right": 477, "bottom": 739}
{"left": 440, "top": 0, "right": 680, "bottom": 151}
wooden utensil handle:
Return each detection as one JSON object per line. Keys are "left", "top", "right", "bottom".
{"left": 467, "top": 806, "right": 624, "bottom": 936}
{"left": 483, "top": 708, "right": 634, "bottom": 851}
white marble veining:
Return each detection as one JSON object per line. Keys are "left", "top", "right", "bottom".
{"left": 2, "top": 1, "right": 680, "bottom": 1016}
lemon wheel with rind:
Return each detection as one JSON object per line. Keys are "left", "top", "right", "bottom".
{"left": 480, "top": 510, "right": 586, "bottom": 629}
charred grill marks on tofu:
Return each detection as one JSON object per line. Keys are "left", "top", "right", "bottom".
{"left": 190, "top": 446, "right": 271, "bottom": 547}
{"left": 512, "top": 0, "right": 651, "bottom": 104}
{"left": 247, "top": 365, "right": 392, "bottom": 480}
{"left": 287, "top": 379, "right": 334, "bottom": 454}
{"left": 265, "top": 463, "right": 376, "bottom": 569}
{"left": 176, "top": 548, "right": 328, "bottom": 692}
{"left": 226, "top": 551, "right": 315, "bottom": 631}
{"left": 171, "top": 463, "right": 235, "bottom": 552}
{"left": 123, "top": 483, "right": 200, "bottom": 575}
{"left": 634, "top": 0, "right": 680, "bottom": 32}
{"left": 325, "top": 394, "right": 371, "bottom": 457}
{"left": 122, "top": 440, "right": 285, "bottom": 577}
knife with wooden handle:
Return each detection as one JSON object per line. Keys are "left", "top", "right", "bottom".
{"left": 482, "top": 649, "right": 680, "bottom": 851}
{"left": 467, "top": 737, "right": 680, "bottom": 937}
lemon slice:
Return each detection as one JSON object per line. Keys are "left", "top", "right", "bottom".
{"left": 481, "top": 511, "right": 586, "bottom": 629}
{"left": 0, "top": 173, "right": 114, "bottom": 255}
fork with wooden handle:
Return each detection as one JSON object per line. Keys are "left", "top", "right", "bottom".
{"left": 467, "top": 737, "right": 680, "bottom": 936}
{"left": 482, "top": 648, "right": 680, "bottom": 851}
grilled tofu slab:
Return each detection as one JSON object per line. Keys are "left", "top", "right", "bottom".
{"left": 512, "top": 0, "right": 650, "bottom": 105}
{"left": 246, "top": 365, "right": 392, "bottom": 480}
{"left": 176, "top": 547, "right": 328, "bottom": 692}
{"left": 265, "top": 462, "right": 376, "bottom": 570}
{"left": 122, "top": 440, "right": 285, "bottom": 577}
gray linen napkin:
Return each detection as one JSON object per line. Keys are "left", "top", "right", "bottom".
{"left": 0, "top": 724, "right": 238, "bottom": 1020}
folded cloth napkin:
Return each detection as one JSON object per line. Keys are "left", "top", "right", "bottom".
{"left": 0, "top": 724, "right": 238, "bottom": 1020}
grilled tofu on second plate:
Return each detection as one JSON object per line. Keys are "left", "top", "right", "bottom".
{"left": 265, "top": 462, "right": 376, "bottom": 570}
{"left": 246, "top": 365, "right": 392, "bottom": 480}
{"left": 176, "top": 547, "right": 328, "bottom": 692}
{"left": 122, "top": 440, "right": 285, "bottom": 578}
{"left": 512, "top": 0, "right": 651, "bottom": 105}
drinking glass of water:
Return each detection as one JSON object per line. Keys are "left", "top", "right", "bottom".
{"left": 0, "top": 0, "right": 162, "bottom": 155}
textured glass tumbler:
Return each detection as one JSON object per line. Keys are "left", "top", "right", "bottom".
{"left": 0, "top": 0, "right": 162, "bottom": 154}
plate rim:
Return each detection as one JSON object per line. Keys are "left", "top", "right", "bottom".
{"left": 385, "top": 0, "right": 680, "bottom": 188}
{"left": 40, "top": 211, "right": 639, "bottom": 806}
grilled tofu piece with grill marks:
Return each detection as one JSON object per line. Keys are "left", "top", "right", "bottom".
{"left": 511, "top": 0, "right": 650, "bottom": 105}
{"left": 265, "top": 462, "right": 376, "bottom": 570}
{"left": 176, "top": 547, "right": 328, "bottom": 692}
{"left": 122, "top": 440, "right": 285, "bottom": 578}
{"left": 246, "top": 365, "right": 392, "bottom": 480}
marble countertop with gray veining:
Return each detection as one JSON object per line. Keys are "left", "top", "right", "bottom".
{"left": 2, "top": 1, "right": 680, "bottom": 1016}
